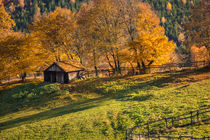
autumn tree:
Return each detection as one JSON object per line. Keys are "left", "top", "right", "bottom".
{"left": 77, "top": 0, "right": 126, "bottom": 74}
{"left": 76, "top": 2, "right": 100, "bottom": 75}
{"left": 0, "top": 4, "right": 15, "bottom": 31}
{"left": 0, "top": 4, "right": 53, "bottom": 82}
{"left": 184, "top": 0, "right": 210, "bottom": 62}
{"left": 29, "top": 7, "right": 77, "bottom": 62}
{"left": 0, "top": 31, "right": 53, "bottom": 82}
{"left": 0, "top": 32, "right": 22, "bottom": 81}
{"left": 129, "top": 3, "right": 175, "bottom": 73}
{"left": 115, "top": 0, "right": 146, "bottom": 70}
{"left": 191, "top": 46, "right": 209, "bottom": 63}
{"left": 0, "top": 4, "right": 16, "bottom": 83}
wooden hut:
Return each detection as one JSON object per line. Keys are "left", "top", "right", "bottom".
{"left": 44, "top": 61, "right": 85, "bottom": 83}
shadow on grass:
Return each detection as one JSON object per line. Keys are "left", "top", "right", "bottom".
{"left": 0, "top": 82, "right": 61, "bottom": 117}
{"left": 70, "top": 68, "right": 210, "bottom": 101}
{"left": 1, "top": 68, "right": 209, "bottom": 131}
{"left": 0, "top": 96, "right": 110, "bottom": 131}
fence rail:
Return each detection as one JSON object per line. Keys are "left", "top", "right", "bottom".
{"left": 126, "top": 106, "right": 210, "bottom": 140}
{"left": 1, "top": 61, "right": 209, "bottom": 83}
{"left": 85, "top": 61, "right": 209, "bottom": 78}
{"left": 129, "top": 134, "right": 210, "bottom": 140}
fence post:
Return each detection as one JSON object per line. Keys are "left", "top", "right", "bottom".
{"left": 197, "top": 110, "right": 199, "bottom": 123}
{"left": 147, "top": 122, "right": 150, "bottom": 139}
{"left": 165, "top": 118, "right": 168, "bottom": 128}
{"left": 190, "top": 111, "right": 193, "bottom": 125}
{"left": 172, "top": 117, "right": 174, "bottom": 128}
{"left": 177, "top": 116, "right": 180, "bottom": 127}
{"left": 126, "top": 129, "right": 129, "bottom": 140}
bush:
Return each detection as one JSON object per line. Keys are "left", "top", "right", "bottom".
{"left": 2, "top": 82, "right": 70, "bottom": 108}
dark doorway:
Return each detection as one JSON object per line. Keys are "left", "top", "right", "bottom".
{"left": 51, "top": 72, "right": 56, "bottom": 82}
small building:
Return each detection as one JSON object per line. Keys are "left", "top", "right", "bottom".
{"left": 44, "top": 61, "right": 85, "bottom": 83}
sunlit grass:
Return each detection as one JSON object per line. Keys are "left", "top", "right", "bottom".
{"left": 0, "top": 70, "right": 209, "bottom": 139}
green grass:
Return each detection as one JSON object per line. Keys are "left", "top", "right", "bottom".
{"left": 0, "top": 70, "right": 210, "bottom": 139}
{"left": 167, "top": 123, "right": 210, "bottom": 137}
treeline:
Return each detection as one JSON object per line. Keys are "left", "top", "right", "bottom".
{"left": 3, "top": 0, "right": 200, "bottom": 46}
{"left": 0, "top": 0, "right": 176, "bottom": 82}
{"left": 3, "top": 0, "right": 85, "bottom": 32}
{"left": 142, "top": 0, "right": 200, "bottom": 46}
{"left": 0, "top": 0, "right": 208, "bottom": 83}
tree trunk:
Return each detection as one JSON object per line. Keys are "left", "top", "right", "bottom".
{"left": 112, "top": 53, "right": 118, "bottom": 74}
{"left": 34, "top": 73, "right": 37, "bottom": 79}
{"left": 93, "top": 49, "right": 98, "bottom": 76}
{"left": 105, "top": 53, "right": 115, "bottom": 73}
{"left": 137, "top": 61, "right": 141, "bottom": 74}
{"left": 116, "top": 51, "right": 121, "bottom": 74}
{"left": 117, "top": 60, "right": 121, "bottom": 74}
{"left": 129, "top": 62, "right": 135, "bottom": 75}
{"left": 21, "top": 72, "right": 27, "bottom": 82}
{"left": 141, "top": 61, "right": 146, "bottom": 74}
{"left": 94, "top": 66, "right": 98, "bottom": 77}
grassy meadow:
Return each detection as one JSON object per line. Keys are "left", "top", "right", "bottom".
{"left": 0, "top": 69, "right": 210, "bottom": 139}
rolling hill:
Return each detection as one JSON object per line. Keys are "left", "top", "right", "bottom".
{"left": 0, "top": 69, "right": 209, "bottom": 139}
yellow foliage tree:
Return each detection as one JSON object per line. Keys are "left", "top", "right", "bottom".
{"left": 0, "top": 4, "right": 15, "bottom": 31}
{"left": 0, "top": 32, "right": 28, "bottom": 81}
{"left": 77, "top": 0, "right": 126, "bottom": 74}
{"left": 182, "top": 0, "right": 187, "bottom": 5}
{"left": 166, "top": 2, "right": 172, "bottom": 11}
{"left": 161, "top": 17, "right": 166, "bottom": 24}
{"left": 29, "top": 7, "right": 77, "bottom": 62}
{"left": 129, "top": 3, "right": 175, "bottom": 73}
{"left": 0, "top": 6, "right": 54, "bottom": 82}
{"left": 0, "top": 31, "right": 53, "bottom": 82}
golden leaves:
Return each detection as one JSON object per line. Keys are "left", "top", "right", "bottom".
{"left": 178, "top": 33, "right": 185, "bottom": 43}
{"left": 161, "top": 17, "right": 166, "bottom": 24}
{"left": 18, "top": 0, "right": 24, "bottom": 8}
{"left": 191, "top": 45, "right": 209, "bottom": 62}
{"left": 0, "top": 4, "right": 15, "bottom": 30}
{"left": 129, "top": 3, "right": 175, "bottom": 65}
{"left": 182, "top": 0, "right": 187, "bottom": 5}
{"left": 30, "top": 7, "right": 77, "bottom": 61}
{"left": 166, "top": 2, "right": 172, "bottom": 11}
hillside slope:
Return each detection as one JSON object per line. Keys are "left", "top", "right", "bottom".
{"left": 0, "top": 69, "right": 209, "bottom": 139}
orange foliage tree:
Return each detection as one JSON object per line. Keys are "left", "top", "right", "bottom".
{"left": 128, "top": 3, "right": 175, "bottom": 73}
{"left": 29, "top": 7, "right": 77, "bottom": 62}
{"left": 0, "top": 4, "right": 15, "bottom": 31}
{"left": 184, "top": 0, "right": 210, "bottom": 62}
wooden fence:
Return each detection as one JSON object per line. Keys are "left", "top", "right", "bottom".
{"left": 1, "top": 72, "right": 43, "bottom": 84}
{"left": 1, "top": 61, "right": 209, "bottom": 84}
{"left": 85, "top": 61, "right": 209, "bottom": 78}
{"left": 126, "top": 106, "right": 210, "bottom": 140}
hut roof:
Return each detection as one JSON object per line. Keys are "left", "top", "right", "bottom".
{"left": 55, "top": 61, "right": 85, "bottom": 72}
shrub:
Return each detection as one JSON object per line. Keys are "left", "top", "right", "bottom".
{"left": 2, "top": 82, "right": 69, "bottom": 109}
